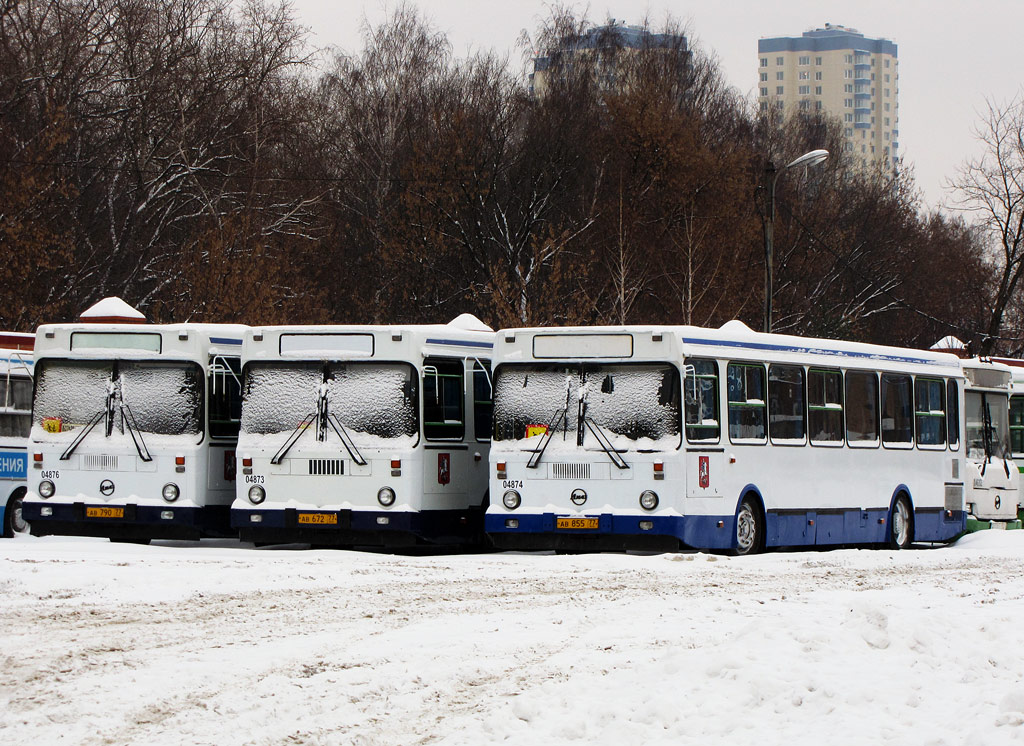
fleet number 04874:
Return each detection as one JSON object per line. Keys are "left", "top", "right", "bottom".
{"left": 502, "top": 479, "right": 523, "bottom": 489}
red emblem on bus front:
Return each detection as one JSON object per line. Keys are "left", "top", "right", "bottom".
{"left": 438, "top": 453, "right": 451, "bottom": 485}
{"left": 699, "top": 456, "right": 710, "bottom": 489}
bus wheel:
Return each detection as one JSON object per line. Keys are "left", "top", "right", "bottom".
{"left": 4, "top": 492, "right": 29, "bottom": 537}
{"left": 888, "top": 495, "right": 913, "bottom": 549}
{"left": 733, "top": 497, "right": 764, "bottom": 556}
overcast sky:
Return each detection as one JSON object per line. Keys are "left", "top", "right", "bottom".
{"left": 289, "top": 0, "right": 1024, "bottom": 212}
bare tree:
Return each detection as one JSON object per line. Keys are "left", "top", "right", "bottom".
{"left": 949, "top": 93, "right": 1024, "bottom": 354}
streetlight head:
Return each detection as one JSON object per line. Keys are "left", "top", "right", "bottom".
{"left": 785, "top": 149, "right": 829, "bottom": 170}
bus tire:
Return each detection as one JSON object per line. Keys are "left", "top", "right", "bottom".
{"left": 733, "top": 496, "right": 764, "bottom": 556}
{"left": 4, "top": 489, "right": 28, "bottom": 537}
{"left": 888, "top": 494, "right": 913, "bottom": 549}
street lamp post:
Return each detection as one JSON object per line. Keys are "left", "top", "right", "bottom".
{"left": 762, "top": 148, "right": 828, "bottom": 333}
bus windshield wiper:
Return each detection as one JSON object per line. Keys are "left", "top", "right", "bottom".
{"left": 60, "top": 410, "right": 105, "bottom": 460}
{"left": 271, "top": 411, "right": 316, "bottom": 465}
{"left": 527, "top": 407, "right": 567, "bottom": 469}
{"left": 317, "top": 368, "right": 367, "bottom": 466}
{"left": 59, "top": 369, "right": 152, "bottom": 462}
{"left": 582, "top": 417, "right": 629, "bottom": 470}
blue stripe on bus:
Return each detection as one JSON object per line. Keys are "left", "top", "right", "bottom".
{"left": 210, "top": 337, "right": 243, "bottom": 346}
{"left": 681, "top": 336, "right": 955, "bottom": 367}
{"left": 425, "top": 338, "right": 494, "bottom": 350}
{"left": 0, "top": 356, "right": 33, "bottom": 366}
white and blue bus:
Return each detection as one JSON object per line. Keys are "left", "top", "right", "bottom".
{"left": 22, "top": 323, "right": 246, "bottom": 542}
{"left": 231, "top": 315, "right": 494, "bottom": 547}
{"left": 486, "top": 322, "right": 968, "bottom": 553}
{"left": 0, "top": 332, "right": 34, "bottom": 537}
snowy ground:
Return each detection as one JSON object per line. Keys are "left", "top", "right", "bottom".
{"left": 2, "top": 534, "right": 1024, "bottom": 745}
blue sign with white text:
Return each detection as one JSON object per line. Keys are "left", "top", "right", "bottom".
{"left": 0, "top": 451, "right": 27, "bottom": 480}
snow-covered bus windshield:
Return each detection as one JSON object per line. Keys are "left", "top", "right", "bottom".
{"left": 241, "top": 362, "right": 418, "bottom": 439}
{"left": 492, "top": 363, "right": 681, "bottom": 447}
{"left": 965, "top": 391, "right": 1011, "bottom": 461}
{"left": 33, "top": 359, "right": 203, "bottom": 436}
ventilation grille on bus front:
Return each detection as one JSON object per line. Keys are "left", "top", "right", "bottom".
{"left": 308, "top": 459, "right": 344, "bottom": 476}
{"left": 549, "top": 463, "right": 591, "bottom": 480}
{"left": 83, "top": 455, "right": 119, "bottom": 471}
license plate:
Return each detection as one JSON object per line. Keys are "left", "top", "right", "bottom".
{"left": 556, "top": 517, "right": 599, "bottom": 530}
{"left": 86, "top": 506, "right": 124, "bottom": 519}
{"left": 297, "top": 512, "right": 338, "bottom": 525}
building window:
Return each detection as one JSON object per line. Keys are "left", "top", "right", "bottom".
{"left": 798, "top": 55, "right": 810, "bottom": 65}
{"left": 844, "top": 70, "right": 853, "bottom": 79}
{"left": 776, "top": 86, "right": 784, "bottom": 95}
{"left": 871, "top": 103, "right": 875, "bottom": 111}
{"left": 844, "top": 83, "right": 853, "bottom": 92}
{"left": 776, "top": 56, "right": 784, "bottom": 65}
{"left": 799, "top": 85, "right": 810, "bottom": 95}
{"left": 760, "top": 72, "right": 768, "bottom": 82}
{"left": 884, "top": 117, "right": 890, "bottom": 126}
{"left": 815, "top": 101, "right": 822, "bottom": 110}
{"left": 815, "top": 71, "right": 822, "bottom": 81}
{"left": 760, "top": 87, "right": 768, "bottom": 97}
{"left": 776, "top": 71, "right": 784, "bottom": 80}
{"left": 884, "top": 131, "right": 890, "bottom": 141}
{"left": 885, "top": 59, "right": 890, "bottom": 68}
{"left": 884, "top": 88, "right": 890, "bottom": 97}
{"left": 885, "top": 74, "right": 890, "bottom": 82}
{"left": 885, "top": 103, "right": 891, "bottom": 112}
{"left": 760, "top": 57, "right": 768, "bottom": 67}
{"left": 845, "top": 113, "right": 853, "bottom": 122}
{"left": 844, "top": 54, "right": 853, "bottom": 63}
{"left": 844, "top": 128, "right": 853, "bottom": 136}
{"left": 799, "top": 100, "right": 809, "bottom": 111}
{"left": 799, "top": 70, "right": 809, "bottom": 80}
{"left": 815, "top": 86, "right": 822, "bottom": 95}
{"left": 815, "top": 56, "right": 822, "bottom": 65}
{"left": 844, "top": 142, "right": 853, "bottom": 152}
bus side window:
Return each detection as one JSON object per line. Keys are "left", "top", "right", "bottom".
{"left": 808, "top": 368, "right": 843, "bottom": 445}
{"left": 1010, "top": 393, "right": 1024, "bottom": 457}
{"left": 948, "top": 380, "right": 960, "bottom": 449}
{"left": 684, "top": 358, "right": 719, "bottom": 443}
{"left": 845, "top": 371, "right": 879, "bottom": 446}
{"left": 727, "top": 363, "right": 766, "bottom": 443}
{"left": 424, "top": 358, "right": 465, "bottom": 440}
{"left": 914, "top": 378, "right": 945, "bottom": 447}
{"left": 768, "top": 364, "right": 806, "bottom": 444}
{"left": 473, "top": 361, "right": 492, "bottom": 442}
{"left": 0, "top": 375, "right": 32, "bottom": 438}
{"left": 209, "top": 356, "right": 242, "bottom": 438}
{"left": 881, "top": 373, "right": 913, "bottom": 445}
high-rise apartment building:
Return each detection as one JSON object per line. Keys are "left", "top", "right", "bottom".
{"left": 531, "top": 21, "right": 689, "bottom": 97}
{"left": 757, "top": 24, "right": 898, "bottom": 171}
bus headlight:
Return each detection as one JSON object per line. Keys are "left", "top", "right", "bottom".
{"left": 639, "top": 490, "right": 659, "bottom": 511}
{"left": 162, "top": 483, "right": 180, "bottom": 503}
{"left": 377, "top": 487, "right": 396, "bottom": 507}
{"left": 503, "top": 490, "right": 521, "bottom": 510}
{"left": 248, "top": 485, "right": 266, "bottom": 505}
{"left": 38, "top": 480, "right": 55, "bottom": 498}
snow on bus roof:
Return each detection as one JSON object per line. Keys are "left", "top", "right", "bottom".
{"left": 78, "top": 297, "right": 146, "bottom": 323}
{"left": 447, "top": 313, "right": 493, "bottom": 332}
